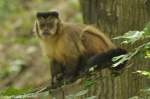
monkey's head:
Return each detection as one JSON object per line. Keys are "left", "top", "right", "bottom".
{"left": 34, "top": 11, "right": 60, "bottom": 38}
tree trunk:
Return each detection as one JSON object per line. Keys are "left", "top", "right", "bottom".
{"left": 80, "top": 0, "right": 150, "bottom": 35}
{"left": 50, "top": 0, "right": 150, "bottom": 99}
{"left": 79, "top": 0, "right": 150, "bottom": 99}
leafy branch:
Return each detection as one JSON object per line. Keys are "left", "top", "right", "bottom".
{"left": 112, "top": 22, "right": 150, "bottom": 67}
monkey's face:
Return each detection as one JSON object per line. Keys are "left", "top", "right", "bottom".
{"left": 35, "top": 11, "right": 59, "bottom": 37}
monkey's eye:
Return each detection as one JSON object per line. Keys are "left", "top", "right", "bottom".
{"left": 39, "top": 23, "right": 45, "bottom": 28}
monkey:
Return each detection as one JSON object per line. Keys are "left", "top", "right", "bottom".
{"left": 33, "top": 11, "right": 127, "bottom": 88}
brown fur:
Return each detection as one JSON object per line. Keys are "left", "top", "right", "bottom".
{"left": 34, "top": 11, "right": 117, "bottom": 88}
{"left": 82, "top": 26, "right": 116, "bottom": 55}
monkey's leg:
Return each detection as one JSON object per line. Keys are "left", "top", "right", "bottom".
{"left": 62, "top": 63, "right": 80, "bottom": 84}
{"left": 50, "top": 60, "right": 64, "bottom": 88}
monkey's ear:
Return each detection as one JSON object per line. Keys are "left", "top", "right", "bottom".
{"left": 33, "top": 21, "right": 41, "bottom": 37}
{"left": 36, "top": 11, "right": 59, "bottom": 19}
{"left": 32, "top": 21, "right": 37, "bottom": 35}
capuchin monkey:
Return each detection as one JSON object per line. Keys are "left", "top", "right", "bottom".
{"left": 34, "top": 11, "right": 127, "bottom": 88}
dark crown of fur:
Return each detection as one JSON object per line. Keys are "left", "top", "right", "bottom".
{"left": 36, "top": 11, "right": 59, "bottom": 19}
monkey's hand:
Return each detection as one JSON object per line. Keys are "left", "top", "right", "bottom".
{"left": 51, "top": 73, "right": 64, "bottom": 89}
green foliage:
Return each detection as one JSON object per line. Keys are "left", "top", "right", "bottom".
{"left": 114, "top": 31, "right": 144, "bottom": 44}
{"left": 113, "top": 22, "right": 150, "bottom": 67}
{"left": 68, "top": 0, "right": 80, "bottom": 11}
{"left": 0, "top": 59, "right": 26, "bottom": 80}
{"left": 140, "top": 88, "right": 150, "bottom": 96}
{"left": 129, "top": 96, "right": 139, "bottom": 99}
{"left": 65, "top": 89, "right": 96, "bottom": 99}
{"left": 84, "top": 80, "right": 95, "bottom": 89}
{"left": 0, "top": 35, "right": 37, "bottom": 45}
{"left": 114, "top": 22, "right": 150, "bottom": 44}
{"left": 135, "top": 70, "right": 150, "bottom": 78}
{"left": 0, "top": 86, "right": 30, "bottom": 96}
{"left": 143, "top": 41, "right": 150, "bottom": 58}
{"left": 86, "top": 96, "right": 97, "bottom": 99}
{"left": 144, "top": 22, "right": 150, "bottom": 36}
{"left": 113, "top": 22, "right": 150, "bottom": 99}
{"left": 0, "top": 0, "right": 22, "bottom": 21}
{"left": 72, "top": 13, "right": 83, "bottom": 23}
{"left": 112, "top": 54, "right": 128, "bottom": 67}
{"left": 129, "top": 88, "right": 150, "bottom": 99}
{"left": 75, "top": 89, "right": 88, "bottom": 97}
{"left": 0, "top": 86, "right": 49, "bottom": 99}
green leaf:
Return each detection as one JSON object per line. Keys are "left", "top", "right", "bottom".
{"left": 129, "top": 96, "right": 139, "bottom": 99}
{"left": 86, "top": 96, "right": 97, "bottom": 99}
{"left": 136, "top": 70, "right": 150, "bottom": 78}
{"left": 84, "top": 80, "right": 95, "bottom": 88}
{"left": 0, "top": 87, "right": 27, "bottom": 96}
{"left": 141, "top": 88, "right": 150, "bottom": 93}
{"left": 65, "top": 94, "right": 76, "bottom": 99}
{"left": 144, "top": 50, "right": 150, "bottom": 58}
{"left": 113, "top": 31, "right": 144, "bottom": 44}
{"left": 75, "top": 89, "right": 88, "bottom": 97}
{"left": 112, "top": 55, "right": 126, "bottom": 61}
{"left": 144, "top": 22, "right": 150, "bottom": 36}
{"left": 112, "top": 54, "right": 129, "bottom": 67}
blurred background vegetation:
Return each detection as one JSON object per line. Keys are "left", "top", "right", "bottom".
{"left": 0, "top": 0, "right": 82, "bottom": 94}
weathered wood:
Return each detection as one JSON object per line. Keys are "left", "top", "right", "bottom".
{"left": 80, "top": 0, "right": 150, "bottom": 34}
{"left": 79, "top": 0, "right": 150, "bottom": 99}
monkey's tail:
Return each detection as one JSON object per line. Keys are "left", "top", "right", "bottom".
{"left": 87, "top": 48, "right": 128, "bottom": 71}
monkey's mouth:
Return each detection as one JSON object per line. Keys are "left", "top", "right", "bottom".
{"left": 42, "top": 31, "right": 56, "bottom": 36}
{"left": 42, "top": 32, "right": 50, "bottom": 36}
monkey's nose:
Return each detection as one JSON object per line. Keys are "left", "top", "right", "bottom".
{"left": 43, "top": 32, "right": 49, "bottom": 35}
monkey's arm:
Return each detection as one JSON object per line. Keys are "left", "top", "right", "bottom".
{"left": 50, "top": 60, "right": 64, "bottom": 88}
